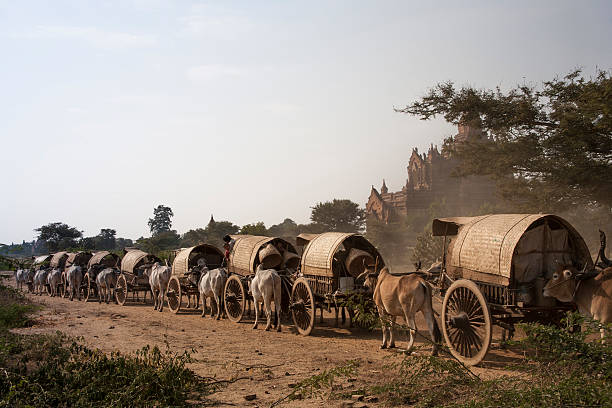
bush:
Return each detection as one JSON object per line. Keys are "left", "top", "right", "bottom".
{"left": 0, "top": 332, "right": 215, "bottom": 407}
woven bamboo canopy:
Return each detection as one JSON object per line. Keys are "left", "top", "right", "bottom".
{"left": 300, "top": 232, "right": 384, "bottom": 278}
{"left": 120, "top": 249, "right": 160, "bottom": 274}
{"left": 50, "top": 252, "right": 69, "bottom": 269}
{"left": 87, "top": 251, "right": 120, "bottom": 269}
{"left": 228, "top": 235, "right": 297, "bottom": 276}
{"left": 433, "top": 214, "right": 593, "bottom": 286}
{"left": 65, "top": 251, "right": 93, "bottom": 269}
{"left": 172, "top": 244, "right": 224, "bottom": 277}
{"left": 33, "top": 255, "right": 52, "bottom": 265}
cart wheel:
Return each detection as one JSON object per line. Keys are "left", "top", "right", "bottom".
{"left": 167, "top": 276, "right": 182, "bottom": 314}
{"left": 291, "top": 277, "right": 315, "bottom": 336}
{"left": 441, "top": 279, "right": 492, "bottom": 366}
{"left": 60, "top": 273, "right": 66, "bottom": 298}
{"left": 115, "top": 274, "right": 128, "bottom": 306}
{"left": 83, "top": 273, "right": 92, "bottom": 302}
{"left": 224, "top": 275, "right": 245, "bottom": 322}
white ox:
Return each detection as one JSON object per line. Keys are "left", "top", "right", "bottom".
{"left": 96, "top": 268, "right": 118, "bottom": 304}
{"left": 249, "top": 264, "right": 281, "bottom": 332}
{"left": 363, "top": 267, "right": 441, "bottom": 354}
{"left": 47, "top": 268, "right": 63, "bottom": 297}
{"left": 22, "top": 269, "right": 35, "bottom": 292}
{"left": 66, "top": 265, "right": 83, "bottom": 301}
{"left": 543, "top": 266, "right": 612, "bottom": 338}
{"left": 15, "top": 269, "right": 25, "bottom": 291}
{"left": 148, "top": 262, "right": 172, "bottom": 312}
{"left": 33, "top": 269, "right": 49, "bottom": 295}
{"left": 198, "top": 266, "right": 227, "bottom": 319}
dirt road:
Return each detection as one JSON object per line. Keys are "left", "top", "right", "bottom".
{"left": 10, "top": 280, "right": 520, "bottom": 407}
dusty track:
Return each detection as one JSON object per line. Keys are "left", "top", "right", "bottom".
{"left": 8, "top": 278, "right": 522, "bottom": 407}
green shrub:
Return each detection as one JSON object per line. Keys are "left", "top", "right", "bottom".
{"left": 0, "top": 332, "right": 215, "bottom": 407}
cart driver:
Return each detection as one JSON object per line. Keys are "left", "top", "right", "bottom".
{"left": 223, "top": 235, "right": 236, "bottom": 263}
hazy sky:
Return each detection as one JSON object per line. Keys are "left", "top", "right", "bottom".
{"left": 1, "top": 0, "right": 611, "bottom": 243}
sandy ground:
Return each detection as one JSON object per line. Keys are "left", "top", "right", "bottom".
{"left": 6, "top": 276, "right": 523, "bottom": 407}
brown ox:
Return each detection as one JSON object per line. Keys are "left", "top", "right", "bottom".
{"left": 362, "top": 267, "right": 441, "bottom": 354}
{"left": 543, "top": 266, "right": 612, "bottom": 337}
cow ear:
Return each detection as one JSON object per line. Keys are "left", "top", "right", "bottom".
{"left": 563, "top": 269, "right": 572, "bottom": 279}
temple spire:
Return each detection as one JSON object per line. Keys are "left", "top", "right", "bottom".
{"left": 381, "top": 179, "right": 388, "bottom": 194}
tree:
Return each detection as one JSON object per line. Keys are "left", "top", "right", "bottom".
{"left": 239, "top": 222, "right": 267, "bottom": 235}
{"left": 267, "top": 218, "right": 299, "bottom": 237}
{"left": 310, "top": 199, "right": 366, "bottom": 233}
{"left": 137, "top": 230, "right": 181, "bottom": 254}
{"left": 97, "top": 228, "right": 116, "bottom": 250}
{"left": 148, "top": 205, "right": 174, "bottom": 236}
{"left": 34, "top": 222, "right": 82, "bottom": 252}
{"left": 181, "top": 219, "right": 240, "bottom": 248}
{"left": 397, "top": 69, "right": 612, "bottom": 212}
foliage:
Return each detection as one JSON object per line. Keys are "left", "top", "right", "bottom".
{"left": 239, "top": 221, "right": 267, "bottom": 235}
{"left": 147, "top": 204, "right": 174, "bottom": 236}
{"left": 0, "top": 280, "right": 35, "bottom": 329}
{"left": 0, "top": 278, "right": 216, "bottom": 407}
{"left": 0, "top": 332, "right": 215, "bottom": 407}
{"left": 412, "top": 231, "right": 445, "bottom": 266}
{"left": 267, "top": 218, "right": 300, "bottom": 237}
{"left": 310, "top": 199, "right": 366, "bottom": 233}
{"left": 81, "top": 228, "right": 119, "bottom": 251}
{"left": 34, "top": 222, "right": 82, "bottom": 252}
{"left": 398, "top": 69, "right": 612, "bottom": 211}
{"left": 339, "top": 292, "right": 379, "bottom": 330}
{"left": 272, "top": 360, "right": 360, "bottom": 406}
{"left": 136, "top": 230, "right": 181, "bottom": 254}
{"left": 368, "top": 312, "right": 612, "bottom": 408}
{"left": 181, "top": 219, "right": 240, "bottom": 248}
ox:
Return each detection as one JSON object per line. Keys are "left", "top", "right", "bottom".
{"left": 543, "top": 266, "right": 612, "bottom": 338}
{"left": 96, "top": 268, "right": 118, "bottom": 304}
{"left": 198, "top": 266, "right": 227, "bottom": 319}
{"left": 33, "top": 269, "right": 49, "bottom": 296}
{"left": 47, "top": 268, "right": 63, "bottom": 297}
{"left": 15, "top": 269, "right": 25, "bottom": 291}
{"left": 250, "top": 264, "right": 281, "bottom": 332}
{"left": 149, "top": 262, "right": 172, "bottom": 312}
{"left": 362, "top": 267, "right": 441, "bottom": 354}
{"left": 23, "top": 269, "right": 35, "bottom": 293}
{"left": 66, "top": 265, "right": 83, "bottom": 301}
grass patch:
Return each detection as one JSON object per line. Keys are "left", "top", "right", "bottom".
{"left": 0, "top": 278, "right": 219, "bottom": 407}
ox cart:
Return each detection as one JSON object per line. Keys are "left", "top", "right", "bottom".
{"left": 49, "top": 252, "right": 70, "bottom": 296}
{"left": 31, "top": 254, "right": 52, "bottom": 292}
{"left": 62, "top": 251, "right": 93, "bottom": 300}
{"left": 429, "top": 214, "right": 593, "bottom": 366}
{"left": 223, "top": 235, "right": 301, "bottom": 325}
{"left": 167, "top": 244, "right": 225, "bottom": 313}
{"left": 83, "top": 251, "right": 121, "bottom": 302}
{"left": 115, "top": 249, "right": 161, "bottom": 306}
{"left": 295, "top": 232, "right": 384, "bottom": 335}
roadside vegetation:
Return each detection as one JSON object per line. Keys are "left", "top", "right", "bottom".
{"left": 276, "top": 312, "right": 611, "bottom": 407}
{"left": 0, "top": 277, "right": 218, "bottom": 407}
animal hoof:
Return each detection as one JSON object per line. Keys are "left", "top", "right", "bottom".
{"left": 277, "top": 327, "right": 281, "bottom": 332}
{"left": 252, "top": 325, "right": 257, "bottom": 330}
{"left": 380, "top": 345, "right": 387, "bottom": 349}
{"left": 389, "top": 344, "right": 396, "bottom": 349}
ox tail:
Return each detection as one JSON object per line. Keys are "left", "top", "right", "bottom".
{"left": 421, "top": 281, "right": 442, "bottom": 345}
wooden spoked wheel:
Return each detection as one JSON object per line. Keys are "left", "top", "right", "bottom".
{"left": 441, "top": 279, "right": 492, "bottom": 366}
{"left": 166, "top": 276, "right": 182, "bottom": 314}
{"left": 60, "top": 273, "right": 66, "bottom": 298}
{"left": 291, "top": 277, "right": 315, "bottom": 336}
{"left": 115, "top": 274, "right": 128, "bottom": 306}
{"left": 224, "top": 275, "right": 245, "bottom": 323}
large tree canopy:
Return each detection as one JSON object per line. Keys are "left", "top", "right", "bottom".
{"left": 148, "top": 205, "right": 174, "bottom": 236}
{"left": 398, "top": 70, "right": 612, "bottom": 211}
{"left": 310, "top": 199, "right": 366, "bottom": 233}
{"left": 34, "top": 222, "right": 82, "bottom": 252}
